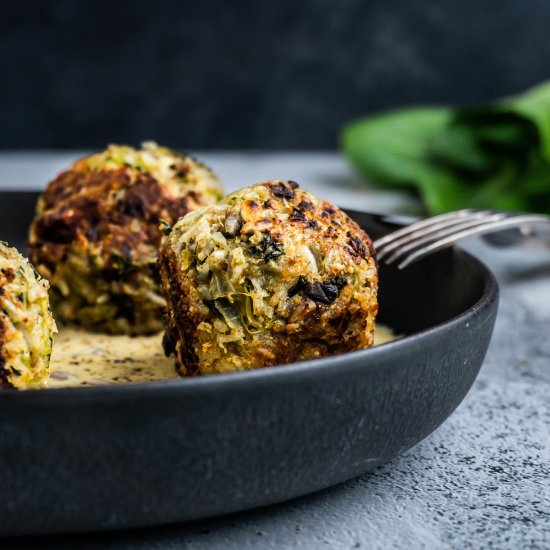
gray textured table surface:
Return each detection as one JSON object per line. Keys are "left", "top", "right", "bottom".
{"left": 2, "top": 153, "right": 549, "bottom": 549}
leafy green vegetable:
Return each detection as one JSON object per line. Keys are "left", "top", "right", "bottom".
{"left": 342, "top": 107, "right": 452, "bottom": 189}
{"left": 341, "top": 81, "right": 550, "bottom": 214}
{"left": 503, "top": 80, "right": 550, "bottom": 160}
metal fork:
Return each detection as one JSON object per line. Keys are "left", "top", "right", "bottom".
{"left": 374, "top": 209, "right": 550, "bottom": 269}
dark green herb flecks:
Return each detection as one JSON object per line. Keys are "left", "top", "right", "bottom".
{"left": 30, "top": 263, "right": 42, "bottom": 280}
{"left": 110, "top": 251, "right": 138, "bottom": 276}
{"left": 203, "top": 299, "right": 221, "bottom": 317}
{"left": 248, "top": 236, "right": 284, "bottom": 262}
{"left": 159, "top": 219, "right": 172, "bottom": 236}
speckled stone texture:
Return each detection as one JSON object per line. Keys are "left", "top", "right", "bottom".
{"left": 2, "top": 154, "right": 549, "bottom": 549}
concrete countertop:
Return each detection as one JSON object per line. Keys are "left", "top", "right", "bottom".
{"left": 2, "top": 152, "right": 549, "bottom": 549}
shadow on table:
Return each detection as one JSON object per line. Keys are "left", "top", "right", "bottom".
{"left": 0, "top": 464, "right": 392, "bottom": 550}
{"left": 500, "top": 262, "right": 550, "bottom": 284}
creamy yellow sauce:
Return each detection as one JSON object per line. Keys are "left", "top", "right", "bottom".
{"left": 47, "top": 325, "right": 398, "bottom": 388}
{"left": 373, "top": 324, "right": 396, "bottom": 346}
{"left": 48, "top": 329, "right": 177, "bottom": 388}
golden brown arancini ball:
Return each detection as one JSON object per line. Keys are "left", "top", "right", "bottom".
{"left": 0, "top": 242, "right": 57, "bottom": 389}
{"left": 160, "top": 180, "right": 378, "bottom": 376}
{"left": 28, "top": 142, "right": 223, "bottom": 335}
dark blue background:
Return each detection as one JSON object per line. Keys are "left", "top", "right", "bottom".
{"left": 1, "top": 0, "right": 549, "bottom": 149}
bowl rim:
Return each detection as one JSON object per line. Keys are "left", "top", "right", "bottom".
{"left": 0, "top": 243, "right": 498, "bottom": 403}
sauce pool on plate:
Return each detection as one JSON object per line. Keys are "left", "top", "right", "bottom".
{"left": 48, "top": 325, "right": 398, "bottom": 388}
{"left": 48, "top": 329, "right": 177, "bottom": 388}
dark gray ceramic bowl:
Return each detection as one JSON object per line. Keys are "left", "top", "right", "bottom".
{"left": 0, "top": 192, "right": 498, "bottom": 536}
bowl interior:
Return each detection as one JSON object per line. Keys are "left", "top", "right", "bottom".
{"left": 2, "top": 192, "right": 484, "bottom": 343}
{"left": 342, "top": 210, "right": 485, "bottom": 336}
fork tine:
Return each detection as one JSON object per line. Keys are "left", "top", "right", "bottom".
{"left": 373, "top": 209, "right": 475, "bottom": 249}
{"left": 393, "top": 214, "right": 550, "bottom": 269}
{"left": 376, "top": 210, "right": 498, "bottom": 260}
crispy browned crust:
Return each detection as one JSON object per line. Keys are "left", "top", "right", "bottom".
{"left": 31, "top": 168, "right": 191, "bottom": 270}
{"left": 0, "top": 267, "right": 14, "bottom": 389}
{"left": 0, "top": 314, "right": 12, "bottom": 389}
{"left": 28, "top": 163, "right": 216, "bottom": 334}
{"left": 160, "top": 180, "right": 378, "bottom": 375}
{"left": 160, "top": 245, "right": 202, "bottom": 376}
